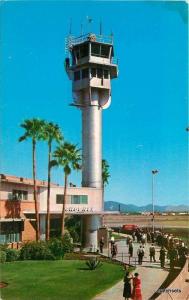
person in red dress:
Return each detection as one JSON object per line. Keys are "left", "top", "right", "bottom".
{"left": 131, "top": 273, "right": 142, "bottom": 300}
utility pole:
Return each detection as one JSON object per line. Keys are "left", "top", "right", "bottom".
{"left": 152, "top": 169, "right": 158, "bottom": 233}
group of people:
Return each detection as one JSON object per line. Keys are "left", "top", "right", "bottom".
{"left": 123, "top": 272, "right": 142, "bottom": 300}
{"left": 129, "top": 229, "right": 188, "bottom": 269}
{"left": 153, "top": 231, "right": 188, "bottom": 269}
{"left": 104, "top": 228, "right": 188, "bottom": 271}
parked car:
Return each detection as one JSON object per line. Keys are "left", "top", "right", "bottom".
{"left": 122, "top": 224, "right": 139, "bottom": 233}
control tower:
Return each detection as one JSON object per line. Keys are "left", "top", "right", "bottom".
{"left": 65, "top": 32, "right": 118, "bottom": 248}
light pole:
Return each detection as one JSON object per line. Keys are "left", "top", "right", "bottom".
{"left": 152, "top": 169, "right": 159, "bottom": 233}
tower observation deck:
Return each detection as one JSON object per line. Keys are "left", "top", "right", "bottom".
{"left": 65, "top": 32, "right": 118, "bottom": 248}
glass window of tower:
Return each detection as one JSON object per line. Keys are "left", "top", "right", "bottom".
{"left": 97, "top": 68, "right": 103, "bottom": 78}
{"left": 91, "top": 43, "right": 100, "bottom": 56}
{"left": 101, "top": 45, "right": 109, "bottom": 58}
{"left": 91, "top": 68, "right": 97, "bottom": 77}
{"left": 80, "top": 43, "right": 89, "bottom": 58}
{"left": 104, "top": 69, "right": 109, "bottom": 79}
{"left": 91, "top": 43, "right": 110, "bottom": 58}
{"left": 82, "top": 68, "right": 89, "bottom": 79}
{"left": 71, "top": 53, "right": 76, "bottom": 65}
{"left": 74, "top": 71, "right": 80, "bottom": 81}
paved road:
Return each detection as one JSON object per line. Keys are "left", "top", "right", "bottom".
{"left": 93, "top": 238, "right": 169, "bottom": 300}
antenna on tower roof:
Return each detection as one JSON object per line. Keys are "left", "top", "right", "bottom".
{"left": 110, "top": 30, "right": 114, "bottom": 43}
{"left": 69, "top": 18, "right": 72, "bottom": 35}
{"left": 100, "top": 19, "right": 102, "bottom": 35}
{"left": 80, "top": 21, "right": 83, "bottom": 36}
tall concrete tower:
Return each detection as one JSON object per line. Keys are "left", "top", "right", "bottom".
{"left": 65, "top": 32, "right": 118, "bottom": 248}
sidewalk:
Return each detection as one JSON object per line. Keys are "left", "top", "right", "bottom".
{"left": 93, "top": 239, "right": 169, "bottom": 300}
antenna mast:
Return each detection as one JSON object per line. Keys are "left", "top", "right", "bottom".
{"left": 100, "top": 19, "right": 102, "bottom": 35}
{"left": 69, "top": 18, "right": 72, "bottom": 35}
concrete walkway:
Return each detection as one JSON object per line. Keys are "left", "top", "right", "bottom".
{"left": 93, "top": 239, "right": 169, "bottom": 300}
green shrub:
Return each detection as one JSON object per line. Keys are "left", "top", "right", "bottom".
{"left": 48, "top": 234, "right": 74, "bottom": 259}
{"left": 20, "top": 241, "right": 55, "bottom": 260}
{"left": 0, "top": 250, "right": 6, "bottom": 263}
{"left": 62, "top": 233, "right": 74, "bottom": 253}
{"left": 6, "top": 249, "right": 20, "bottom": 262}
{"left": 48, "top": 238, "right": 65, "bottom": 259}
{"left": 0, "top": 244, "right": 8, "bottom": 251}
{"left": 19, "top": 235, "right": 73, "bottom": 261}
{"left": 68, "top": 227, "right": 80, "bottom": 242}
{"left": 86, "top": 257, "right": 102, "bottom": 270}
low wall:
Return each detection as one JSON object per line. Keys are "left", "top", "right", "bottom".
{"left": 156, "top": 258, "right": 189, "bottom": 300}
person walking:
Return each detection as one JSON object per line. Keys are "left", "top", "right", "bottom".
{"left": 141, "top": 233, "right": 146, "bottom": 245}
{"left": 111, "top": 242, "right": 118, "bottom": 259}
{"left": 128, "top": 241, "right": 134, "bottom": 257}
{"left": 110, "top": 236, "right": 115, "bottom": 253}
{"left": 168, "top": 246, "right": 178, "bottom": 270}
{"left": 123, "top": 271, "right": 132, "bottom": 300}
{"left": 132, "top": 231, "right": 136, "bottom": 242}
{"left": 137, "top": 246, "right": 144, "bottom": 265}
{"left": 149, "top": 244, "right": 156, "bottom": 262}
{"left": 159, "top": 246, "right": 166, "bottom": 268}
{"left": 132, "top": 273, "right": 142, "bottom": 300}
{"left": 99, "top": 237, "right": 104, "bottom": 254}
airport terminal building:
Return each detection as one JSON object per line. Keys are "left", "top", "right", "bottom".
{"left": 0, "top": 173, "right": 103, "bottom": 246}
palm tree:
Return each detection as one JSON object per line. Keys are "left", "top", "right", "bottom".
{"left": 102, "top": 159, "right": 110, "bottom": 209}
{"left": 102, "top": 159, "right": 110, "bottom": 188}
{"left": 53, "top": 142, "right": 81, "bottom": 237}
{"left": 43, "top": 122, "right": 63, "bottom": 240}
{"left": 19, "top": 118, "right": 45, "bottom": 241}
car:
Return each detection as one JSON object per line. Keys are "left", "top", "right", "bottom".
{"left": 122, "top": 224, "right": 139, "bottom": 232}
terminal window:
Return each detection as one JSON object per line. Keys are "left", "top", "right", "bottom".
{"left": 0, "top": 221, "right": 22, "bottom": 244}
{"left": 12, "top": 190, "right": 28, "bottom": 201}
{"left": 56, "top": 194, "right": 88, "bottom": 204}
{"left": 56, "top": 195, "right": 70, "bottom": 204}
{"left": 71, "top": 195, "right": 88, "bottom": 204}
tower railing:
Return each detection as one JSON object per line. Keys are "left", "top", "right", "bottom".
{"left": 66, "top": 33, "right": 113, "bottom": 48}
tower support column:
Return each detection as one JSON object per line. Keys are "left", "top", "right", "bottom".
{"left": 82, "top": 103, "right": 102, "bottom": 188}
{"left": 82, "top": 214, "right": 101, "bottom": 250}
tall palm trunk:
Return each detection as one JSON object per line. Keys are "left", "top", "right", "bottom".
{"left": 61, "top": 174, "right": 68, "bottom": 237}
{"left": 33, "top": 139, "right": 40, "bottom": 241}
{"left": 102, "top": 184, "right": 104, "bottom": 226}
{"left": 46, "top": 142, "right": 51, "bottom": 240}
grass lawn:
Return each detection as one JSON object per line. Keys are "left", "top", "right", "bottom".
{"left": 1, "top": 260, "right": 124, "bottom": 300}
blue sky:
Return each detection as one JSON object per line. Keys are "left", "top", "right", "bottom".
{"left": 1, "top": 1, "right": 188, "bottom": 206}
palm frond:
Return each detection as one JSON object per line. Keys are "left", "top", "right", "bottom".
{"left": 53, "top": 141, "right": 82, "bottom": 176}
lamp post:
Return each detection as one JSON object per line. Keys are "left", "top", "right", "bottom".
{"left": 152, "top": 169, "right": 159, "bottom": 233}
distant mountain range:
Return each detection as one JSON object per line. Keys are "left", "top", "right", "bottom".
{"left": 104, "top": 201, "right": 189, "bottom": 213}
